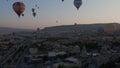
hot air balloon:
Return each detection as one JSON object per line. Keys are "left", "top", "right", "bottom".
{"left": 35, "top": 5, "right": 37, "bottom": 7}
{"left": 37, "top": 7, "right": 39, "bottom": 9}
{"left": 56, "top": 20, "right": 58, "bottom": 23}
{"left": 74, "top": 23, "right": 77, "bottom": 26}
{"left": 35, "top": 5, "right": 39, "bottom": 9}
{"left": 74, "top": 0, "right": 82, "bottom": 10}
{"left": 32, "top": 8, "right": 35, "bottom": 13}
{"left": 37, "top": 28, "right": 40, "bottom": 31}
{"left": 33, "top": 12, "right": 36, "bottom": 17}
{"left": 13, "top": 2, "right": 25, "bottom": 17}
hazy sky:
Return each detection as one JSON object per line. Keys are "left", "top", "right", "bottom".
{"left": 0, "top": 0, "right": 120, "bottom": 29}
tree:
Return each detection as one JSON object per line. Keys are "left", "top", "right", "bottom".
{"left": 71, "top": 66, "right": 79, "bottom": 68}
{"left": 58, "top": 63, "right": 67, "bottom": 68}
{"left": 100, "top": 61, "right": 116, "bottom": 68}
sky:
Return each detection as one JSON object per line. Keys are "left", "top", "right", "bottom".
{"left": 0, "top": 0, "right": 120, "bottom": 29}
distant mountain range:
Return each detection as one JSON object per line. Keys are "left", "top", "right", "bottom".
{"left": 41, "top": 23, "right": 120, "bottom": 33}
{"left": 1, "top": 23, "right": 120, "bottom": 35}
{"left": 0, "top": 27, "right": 34, "bottom": 34}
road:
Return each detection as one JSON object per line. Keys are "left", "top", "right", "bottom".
{"left": 15, "top": 40, "right": 44, "bottom": 68}
{"left": 0, "top": 35, "right": 32, "bottom": 68}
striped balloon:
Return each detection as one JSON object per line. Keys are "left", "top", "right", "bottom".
{"left": 13, "top": 2, "right": 25, "bottom": 17}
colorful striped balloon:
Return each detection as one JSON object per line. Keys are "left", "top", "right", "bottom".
{"left": 13, "top": 2, "right": 25, "bottom": 17}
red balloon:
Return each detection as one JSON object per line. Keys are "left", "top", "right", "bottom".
{"left": 13, "top": 2, "right": 25, "bottom": 17}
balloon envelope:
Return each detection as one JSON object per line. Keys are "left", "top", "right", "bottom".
{"left": 74, "top": 0, "right": 82, "bottom": 10}
{"left": 32, "top": 8, "right": 35, "bottom": 13}
{"left": 13, "top": 2, "right": 25, "bottom": 17}
{"left": 56, "top": 20, "right": 58, "bottom": 23}
{"left": 37, "top": 28, "right": 40, "bottom": 31}
{"left": 33, "top": 12, "right": 36, "bottom": 17}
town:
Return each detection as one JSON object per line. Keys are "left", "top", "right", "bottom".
{"left": 0, "top": 23, "right": 120, "bottom": 68}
